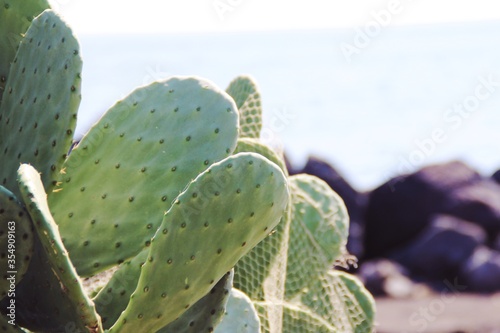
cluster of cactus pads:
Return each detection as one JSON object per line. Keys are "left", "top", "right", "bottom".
{"left": 0, "top": 2, "right": 375, "bottom": 332}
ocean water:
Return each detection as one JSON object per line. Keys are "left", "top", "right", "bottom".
{"left": 75, "top": 20, "right": 500, "bottom": 191}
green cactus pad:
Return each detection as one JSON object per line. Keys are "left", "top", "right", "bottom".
{"left": 285, "top": 174, "right": 349, "bottom": 298}
{"left": 0, "top": 9, "right": 82, "bottom": 199}
{"left": 97, "top": 256, "right": 233, "bottom": 331}
{"left": 0, "top": 0, "right": 50, "bottom": 102}
{"left": 158, "top": 270, "right": 233, "bottom": 333}
{"left": 108, "top": 152, "right": 289, "bottom": 333}
{"left": 232, "top": 138, "right": 291, "bottom": 332}
{"left": 233, "top": 202, "right": 290, "bottom": 301}
{"left": 82, "top": 265, "right": 119, "bottom": 299}
{"left": 282, "top": 303, "right": 334, "bottom": 333}
{"left": 95, "top": 250, "right": 147, "bottom": 328}
{"left": 0, "top": 186, "right": 33, "bottom": 300}
{"left": 16, "top": 164, "right": 103, "bottom": 333}
{"left": 233, "top": 138, "right": 288, "bottom": 176}
{"left": 9, "top": 242, "right": 89, "bottom": 332}
{"left": 233, "top": 203, "right": 291, "bottom": 333}
{"left": 231, "top": 138, "right": 289, "bottom": 301}
{"left": 48, "top": 76, "right": 239, "bottom": 277}
{"left": 226, "top": 76, "right": 262, "bottom": 138}
{"left": 215, "top": 288, "right": 261, "bottom": 333}
{"left": 300, "top": 271, "right": 375, "bottom": 333}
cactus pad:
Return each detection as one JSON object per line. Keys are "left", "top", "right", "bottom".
{"left": 281, "top": 271, "right": 377, "bottom": 333}
{"left": 285, "top": 174, "right": 349, "bottom": 298}
{"left": 233, "top": 204, "right": 291, "bottom": 333}
{"left": 9, "top": 241, "right": 91, "bottom": 332}
{"left": 0, "top": 9, "right": 82, "bottom": 198}
{"left": 298, "top": 271, "right": 375, "bottom": 333}
{"left": 0, "top": 186, "right": 33, "bottom": 300}
{"left": 158, "top": 270, "right": 233, "bottom": 333}
{"left": 94, "top": 250, "right": 147, "bottom": 328}
{"left": 234, "top": 138, "right": 288, "bottom": 176}
{"left": 0, "top": 0, "right": 50, "bottom": 102}
{"left": 16, "top": 164, "right": 102, "bottom": 333}
{"left": 48, "top": 76, "right": 239, "bottom": 277}
{"left": 226, "top": 76, "right": 262, "bottom": 138}
{"left": 108, "top": 152, "right": 289, "bottom": 333}
{"left": 232, "top": 138, "right": 290, "bottom": 332}
{"left": 282, "top": 304, "right": 333, "bottom": 333}
{"left": 97, "top": 256, "right": 233, "bottom": 331}
{"left": 215, "top": 288, "right": 261, "bottom": 333}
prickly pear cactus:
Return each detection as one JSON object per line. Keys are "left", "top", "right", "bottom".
{"left": 234, "top": 138, "right": 288, "bottom": 176}
{"left": 17, "top": 164, "right": 102, "bottom": 332}
{"left": 298, "top": 271, "right": 375, "bottom": 333}
{"left": 281, "top": 270, "right": 375, "bottom": 333}
{"left": 108, "top": 153, "right": 289, "bottom": 333}
{"left": 226, "top": 76, "right": 262, "bottom": 138}
{"left": 225, "top": 92, "right": 375, "bottom": 332}
{"left": 0, "top": 9, "right": 82, "bottom": 198}
{"left": 94, "top": 250, "right": 147, "bottom": 328}
{"left": 232, "top": 137, "right": 291, "bottom": 333}
{"left": 10, "top": 241, "right": 93, "bottom": 332}
{"left": 48, "top": 76, "right": 238, "bottom": 276}
{"left": 0, "top": 186, "right": 33, "bottom": 300}
{"left": 285, "top": 174, "right": 349, "bottom": 298}
{"left": 215, "top": 288, "right": 261, "bottom": 333}
{"left": 0, "top": 0, "right": 50, "bottom": 101}
{"left": 236, "top": 171, "right": 375, "bottom": 332}
{"left": 158, "top": 270, "right": 234, "bottom": 333}
{"left": 0, "top": 3, "right": 375, "bottom": 332}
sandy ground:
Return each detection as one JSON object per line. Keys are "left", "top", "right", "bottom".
{"left": 375, "top": 294, "right": 500, "bottom": 333}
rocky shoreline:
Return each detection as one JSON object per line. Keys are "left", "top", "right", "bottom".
{"left": 289, "top": 156, "right": 500, "bottom": 332}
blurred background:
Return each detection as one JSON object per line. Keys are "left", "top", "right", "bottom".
{"left": 51, "top": 1, "right": 500, "bottom": 332}
{"left": 52, "top": 0, "right": 500, "bottom": 191}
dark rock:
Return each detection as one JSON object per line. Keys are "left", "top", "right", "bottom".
{"left": 443, "top": 180, "right": 500, "bottom": 240}
{"left": 459, "top": 246, "right": 500, "bottom": 293}
{"left": 493, "top": 234, "right": 500, "bottom": 252}
{"left": 347, "top": 221, "right": 365, "bottom": 260}
{"left": 300, "top": 156, "right": 364, "bottom": 211}
{"left": 364, "top": 161, "right": 481, "bottom": 258}
{"left": 298, "top": 156, "right": 366, "bottom": 258}
{"left": 390, "top": 215, "right": 486, "bottom": 280}
{"left": 492, "top": 169, "right": 500, "bottom": 184}
{"left": 357, "top": 259, "right": 427, "bottom": 298}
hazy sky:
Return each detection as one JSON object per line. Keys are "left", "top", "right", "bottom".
{"left": 51, "top": 0, "right": 500, "bottom": 35}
